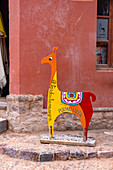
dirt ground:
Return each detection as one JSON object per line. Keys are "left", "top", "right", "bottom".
{"left": 0, "top": 129, "right": 112, "bottom": 169}
{"left": 0, "top": 155, "right": 112, "bottom": 170}
{"left": 0, "top": 129, "right": 113, "bottom": 153}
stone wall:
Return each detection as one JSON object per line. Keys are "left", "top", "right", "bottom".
{"left": 54, "top": 111, "right": 113, "bottom": 131}
{"left": 6, "top": 94, "right": 113, "bottom": 133}
{"left": 6, "top": 94, "right": 48, "bottom": 133}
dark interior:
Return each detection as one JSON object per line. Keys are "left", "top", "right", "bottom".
{"left": 0, "top": 0, "right": 9, "bottom": 97}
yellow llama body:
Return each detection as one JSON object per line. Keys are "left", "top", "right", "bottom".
{"left": 47, "top": 71, "right": 86, "bottom": 139}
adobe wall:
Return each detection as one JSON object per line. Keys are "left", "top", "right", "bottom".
{"left": 7, "top": 0, "right": 113, "bottom": 133}
{"left": 9, "top": 0, "right": 113, "bottom": 108}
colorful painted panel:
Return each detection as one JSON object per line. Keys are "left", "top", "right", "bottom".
{"left": 61, "top": 92, "right": 83, "bottom": 105}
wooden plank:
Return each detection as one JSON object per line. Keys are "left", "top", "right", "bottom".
{"left": 40, "top": 134, "right": 96, "bottom": 147}
{"left": 97, "top": 16, "right": 110, "bottom": 19}
{"left": 97, "top": 40, "right": 109, "bottom": 43}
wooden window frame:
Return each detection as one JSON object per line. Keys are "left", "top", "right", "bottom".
{"left": 96, "top": 0, "right": 113, "bottom": 70}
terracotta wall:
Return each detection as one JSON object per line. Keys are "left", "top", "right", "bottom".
{"left": 9, "top": 0, "right": 113, "bottom": 107}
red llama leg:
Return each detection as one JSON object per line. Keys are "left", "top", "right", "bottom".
{"left": 80, "top": 92, "right": 96, "bottom": 140}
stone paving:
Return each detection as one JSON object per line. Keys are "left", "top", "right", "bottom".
{"left": 0, "top": 129, "right": 112, "bottom": 163}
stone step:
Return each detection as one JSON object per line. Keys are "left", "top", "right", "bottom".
{"left": 0, "top": 144, "right": 112, "bottom": 162}
{"left": 0, "top": 118, "right": 8, "bottom": 133}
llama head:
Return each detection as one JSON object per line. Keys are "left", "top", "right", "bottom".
{"left": 41, "top": 47, "right": 59, "bottom": 66}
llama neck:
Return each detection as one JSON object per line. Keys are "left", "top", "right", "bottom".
{"left": 50, "top": 65, "right": 58, "bottom": 88}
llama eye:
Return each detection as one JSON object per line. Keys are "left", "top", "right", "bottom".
{"left": 49, "top": 57, "right": 53, "bottom": 61}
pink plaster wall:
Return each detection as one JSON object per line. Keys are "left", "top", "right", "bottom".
{"left": 9, "top": 0, "right": 20, "bottom": 94}
{"left": 9, "top": 0, "right": 113, "bottom": 107}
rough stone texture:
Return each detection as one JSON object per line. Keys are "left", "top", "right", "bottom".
{"left": 54, "top": 111, "right": 113, "bottom": 131}
{"left": 0, "top": 144, "right": 6, "bottom": 154}
{"left": 97, "top": 150, "right": 113, "bottom": 158}
{"left": 6, "top": 94, "right": 113, "bottom": 133}
{"left": 0, "top": 118, "right": 8, "bottom": 133}
{"left": 5, "top": 147, "right": 19, "bottom": 158}
{"left": 0, "top": 102, "right": 7, "bottom": 119}
{"left": 70, "top": 150, "right": 86, "bottom": 160}
{"left": 4, "top": 147, "right": 39, "bottom": 162}
{"left": 18, "top": 150, "right": 39, "bottom": 161}
{"left": 87, "top": 151, "right": 97, "bottom": 158}
{"left": 6, "top": 94, "right": 48, "bottom": 133}
{"left": 55, "top": 150, "right": 69, "bottom": 161}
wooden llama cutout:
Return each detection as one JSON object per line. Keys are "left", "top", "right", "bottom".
{"left": 41, "top": 47, "right": 96, "bottom": 141}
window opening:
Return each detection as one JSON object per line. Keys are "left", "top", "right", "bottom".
{"left": 96, "top": 0, "right": 113, "bottom": 69}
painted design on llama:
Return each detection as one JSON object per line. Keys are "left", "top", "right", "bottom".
{"left": 61, "top": 92, "right": 83, "bottom": 105}
{"left": 41, "top": 47, "right": 96, "bottom": 141}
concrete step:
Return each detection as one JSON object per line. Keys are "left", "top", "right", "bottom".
{"left": 0, "top": 118, "right": 8, "bottom": 133}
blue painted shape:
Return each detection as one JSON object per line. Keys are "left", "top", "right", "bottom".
{"left": 67, "top": 92, "right": 77, "bottom": 99}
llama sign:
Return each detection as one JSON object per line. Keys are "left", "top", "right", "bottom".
{"left": 41, "top": 47, "right": 96, "bottom": 145}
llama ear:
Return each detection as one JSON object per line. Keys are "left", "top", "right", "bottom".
{"left": 53, "top": 47, "right": 59, "bottom": 54}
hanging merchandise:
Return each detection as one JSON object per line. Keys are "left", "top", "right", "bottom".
{"left": 0, "top": 11, "right": 7, "bottom": 89}
{"left": 0, "top": 39, "right": 6, "bottom": 88}
{"left": 0, "top": 11, "right": 7, "bottom": 38}
{"left": 1, "top": 38, "right": 9, "bottom": 76}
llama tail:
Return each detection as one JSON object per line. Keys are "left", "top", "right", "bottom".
{"left": 88, "top": 92, "right": 96, "bottom": 102}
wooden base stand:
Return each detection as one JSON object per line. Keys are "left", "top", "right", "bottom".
{"left": 40, "top": 134, "right": 96, "bottom": 147}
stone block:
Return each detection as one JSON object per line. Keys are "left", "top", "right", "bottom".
{"left": 11, "top": 105, "right": 19, "bottom": 111}
{"left": 34, "top": 95, "right": 43, "bottom": 102}
{"left": 105, "top": 112, "right": 113, "bottom": 119}
{"left": 5, "top": 147, "right": 18, "bottom": 158}
{"left": 55, "top": 150, "right": 69, "bottom": 161}
{"left": 0, "top": 118, "right": 8, "bottom": 133}
{"left": 65, "top": 120, "right": 73, "bottom": 129}
{"left": 70, "top": 150, "right": 86, "bottom": 160}
{"left": 5, "top": 147, "right": 39, "bottom": 162}
{"left": 19, "top": 150, "right": 39, "bottom": 161}
{"left": 39, "top": 152, "right": 54, "bottom": 162}
{"left": 87, "top": 151, "right": 97, "bottom": 158}
{"left": 97, "top": 150, "right": 113, "bottom": 158}
{"left": 0, "top": 144, "right": 6, "bottom": 154}
{"left": 30, "top": 102, "right": 42, "bottom": 112}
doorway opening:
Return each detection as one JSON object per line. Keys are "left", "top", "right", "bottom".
{"left": 0, "top": 0, "right": 9, "bottom": 100}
